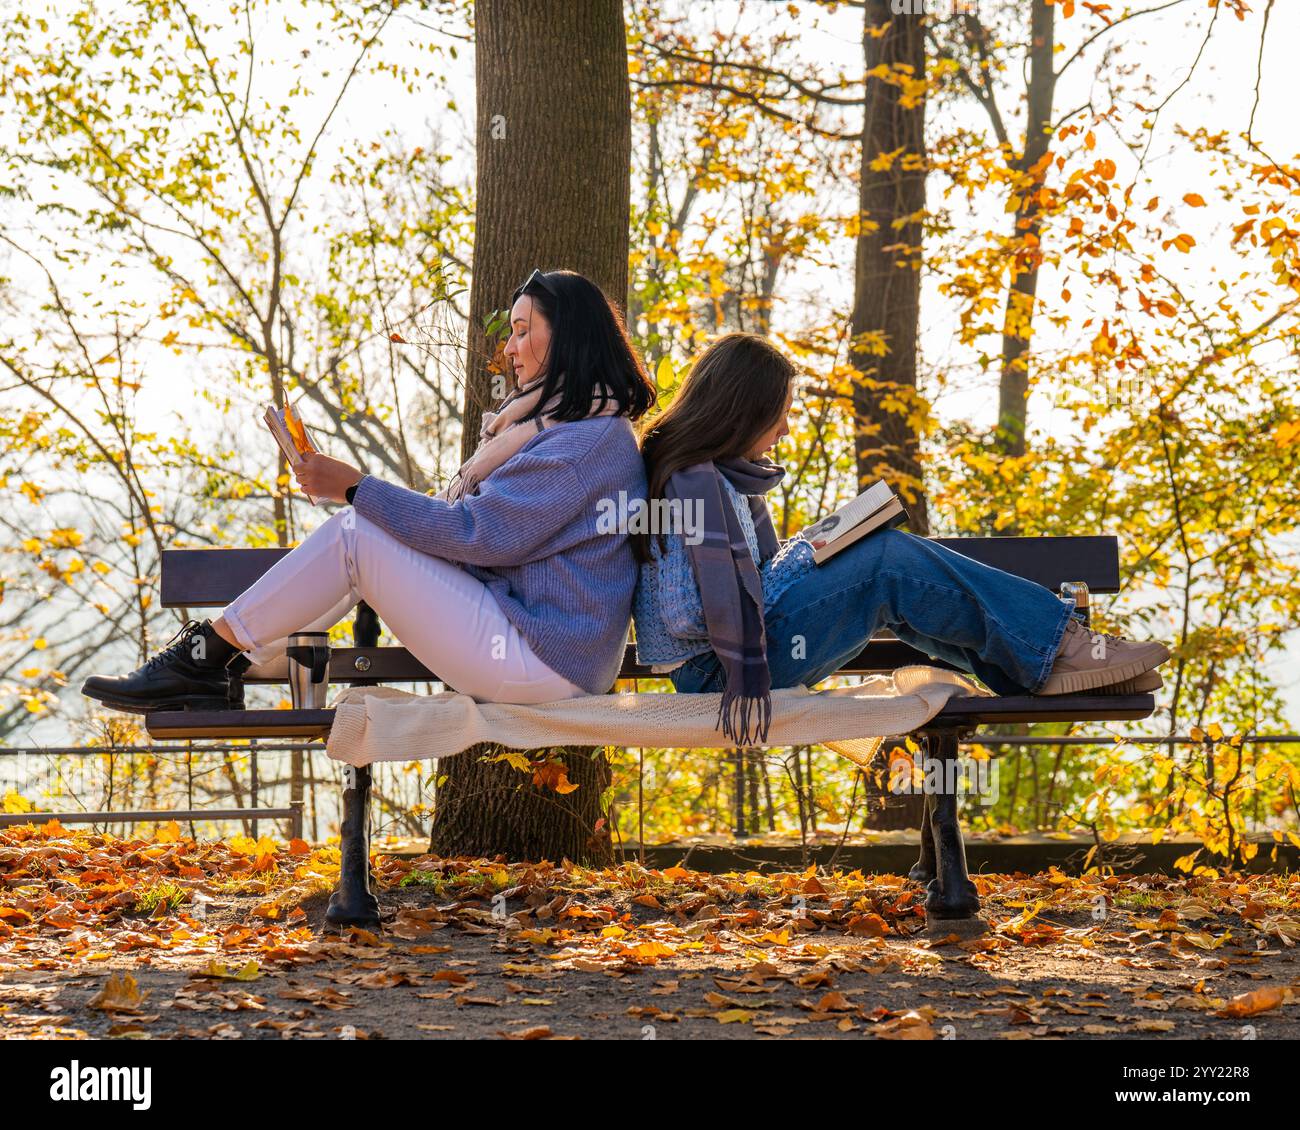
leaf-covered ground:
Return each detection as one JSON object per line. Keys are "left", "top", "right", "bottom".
{"left": 2, "top": 823, "right": 1298, "bottom": 1040}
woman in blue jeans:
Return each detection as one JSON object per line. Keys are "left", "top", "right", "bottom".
{"left": 630, "top": 333, "right": 1170, "bottom": 745}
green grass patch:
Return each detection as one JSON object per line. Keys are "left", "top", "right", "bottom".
{"left": 133, "top": 879, "right": 189, "bottom": 916}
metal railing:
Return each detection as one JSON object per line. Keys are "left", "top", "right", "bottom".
{"left": 2, "top": 733, "right": 1298, "bottom": 842}
{"left": 0, "top": 804, "right": 303, "bottom": 839}
{"left": 0, "top": 741, "right": 322, "bottom": 839}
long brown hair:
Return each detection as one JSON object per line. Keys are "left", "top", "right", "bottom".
{"left": 634, "top": 333, "right": 795, "bottom": 563}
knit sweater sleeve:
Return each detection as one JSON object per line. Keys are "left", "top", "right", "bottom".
{"left": 350, "top": 446, "right": 590, "bottom": 567}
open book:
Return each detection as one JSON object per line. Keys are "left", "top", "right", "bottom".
{"left": 263, "top": 401, "right": 321, "bottom": 505}
{"left": 799, "top": 479, "right": 909, "bottom": 565}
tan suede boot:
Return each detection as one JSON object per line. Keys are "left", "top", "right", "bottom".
{"left": 1035, "top": 620, "right": 1170, "bottom": 696}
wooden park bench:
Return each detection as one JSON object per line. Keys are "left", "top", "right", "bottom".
{"left": 145, "top": 535, "right": 1156, "bottom": 931}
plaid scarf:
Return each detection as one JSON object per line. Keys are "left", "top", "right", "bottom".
{"left": 664, "top": 456, "right": 785, "bottom": 744}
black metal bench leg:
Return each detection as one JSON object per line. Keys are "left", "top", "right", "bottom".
{"left": 922, "top": 729, "right": 981, "bottom": 921}
{"left": 325, "top": 765, "right": 381, "bottom": 930}
{"left": 908, "top": 791, "right": 936, "bottom": 884}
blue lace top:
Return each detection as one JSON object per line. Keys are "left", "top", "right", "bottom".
{"left": 631, "top": 475, "right": 815, "bottom": 672}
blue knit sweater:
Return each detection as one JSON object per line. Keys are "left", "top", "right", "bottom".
{"left": 632, "top": 476, "right": 815, "bottom": 672}
{"left": 351, "top": 415, "right": 647, "bottom": 695}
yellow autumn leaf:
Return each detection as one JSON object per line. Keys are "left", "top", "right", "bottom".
{"left": 655, "top": 355, "right": 675, "bottom": 389}
{"left": 489, "top": 750, "right": 532, "bottom": 773}
{"left": 88, "top": 972, "right": 148, "bottom": 1011}
{"left": 196, "top": 959, "right": 261, "bottom": 981}
{"left": 2, "top": 790, "right": 35, "bottom": 814}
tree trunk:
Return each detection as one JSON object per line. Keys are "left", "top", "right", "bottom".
{"left": 851, "top": 0, "right": 930, "bottom": 538}
{"left": 458, "top": 0, "right": 631, "bottom": 447}
{"left": 430, "top": 0, "right": 630, "bottom": 863}
{"left": 995, "top": 0, "right": 1056, "bottom": 458}
{"left": 854, "top": 1, "right": 929, "bottom": 829}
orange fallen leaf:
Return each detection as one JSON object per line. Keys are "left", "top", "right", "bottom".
{"left": 501, "top": 1025, "right": 553, "bottom": 1040}
{"left": 1215, "top": 986, "right": 1291, "bottom": 1018}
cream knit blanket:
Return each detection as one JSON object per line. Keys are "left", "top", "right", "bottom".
{"left": 323, "top": 665, "right": 988, "bottom": 768}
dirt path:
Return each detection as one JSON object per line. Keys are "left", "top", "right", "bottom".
{"left": 5, "top": 880, "right": 1298, "bottom": 1041}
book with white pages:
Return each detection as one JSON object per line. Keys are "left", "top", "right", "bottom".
{"left": 800, "top": 479, "right": 910, "bottom": 565}
{"left": 262, "top": 402, "right": 323, "bottom": 506}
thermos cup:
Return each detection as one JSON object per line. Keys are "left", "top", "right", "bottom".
{"left": 285, "top": 631, "right": 331, "bottom": 709}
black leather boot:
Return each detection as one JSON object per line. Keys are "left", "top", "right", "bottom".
{"left": 81, "top": 618, "right": 244, "bottom": 714}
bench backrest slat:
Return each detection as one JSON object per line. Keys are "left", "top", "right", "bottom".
{"left": 160, "top": 535, "right": 1120, "bottom": 683}
{"left": 161, "top": 535, "right": 1122, "bottom": 607}
{"left": 237, "top": 639, "right": 953, "bottom": 684}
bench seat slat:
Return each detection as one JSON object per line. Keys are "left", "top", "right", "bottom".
{"left": 143, "top": 693, "right": 1154, "bottom": 742}
{"left": 146, "top": 709, "right": 335, "bottom": 740}
{"left": 932, "top": 693, "right": 1154, "bottom": 724}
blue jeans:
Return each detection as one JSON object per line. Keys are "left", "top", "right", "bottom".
{"left": 670, "top": 528, "right": 1074, "bottom": 697}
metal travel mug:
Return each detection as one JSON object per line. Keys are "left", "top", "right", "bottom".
{"left": 285, "top": 631, "right": 331, "bottom": 709}
{"left": 1059, "top": 581, "right": 1091, "bottom": 627}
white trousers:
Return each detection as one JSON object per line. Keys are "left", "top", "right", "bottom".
{"left": 220, "top": 506, "right": 586, "bottom": 704}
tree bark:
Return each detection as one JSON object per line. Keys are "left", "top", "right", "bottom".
{"left": 459, "top": 0, "right": 632, "bottom": 447}
{"left": 851, "top": 0, "right": 930, "bottom": 538}
{"left": 431, "top": 0, "right": 631, "bottom": 863}
{"left": 995, "top": 0, "right": 1056, "bottom": 458}
{"left": 853, "top": 2, "right": 930, "bottom": 829}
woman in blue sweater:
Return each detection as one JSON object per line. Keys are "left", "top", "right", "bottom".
{"left": 82, "top": 270, "right": 655, "bottom": 713}
{"left": 631, "top": 333, "right": 1170, "bottom": 744}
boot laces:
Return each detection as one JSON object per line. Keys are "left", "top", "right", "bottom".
{"left": 143, "top": 619, "right": 205, "bottom": 673}
{"left": 1082, "top": 622, "right": 1128, "bottom": 647}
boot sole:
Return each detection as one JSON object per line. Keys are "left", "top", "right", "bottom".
{"left": 1101, "top": 670, "right": 1164, "bottom": 694}
{"left": 82, "top": 691, "right": 235, "bottom": 715}
{"left": 1035, "top": 642, "right": 1170, "bottom": 696}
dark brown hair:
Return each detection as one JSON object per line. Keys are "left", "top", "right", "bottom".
{"left": 633, "top": 333, "right": 795, "bottom": 563}
{"left": 510, "top": 269, "right": 656, "bottom": 422}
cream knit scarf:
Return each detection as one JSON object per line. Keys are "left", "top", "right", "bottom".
{"left": 441, "top": 374, "right": 621, "bottom": 502}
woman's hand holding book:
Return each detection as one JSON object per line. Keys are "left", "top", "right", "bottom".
{"left": 293, "top": 451, "right": 364, "bottom": 505}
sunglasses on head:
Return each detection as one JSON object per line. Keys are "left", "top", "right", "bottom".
{"left": 513, "top": 268, "right": 557, "bottom": 303}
